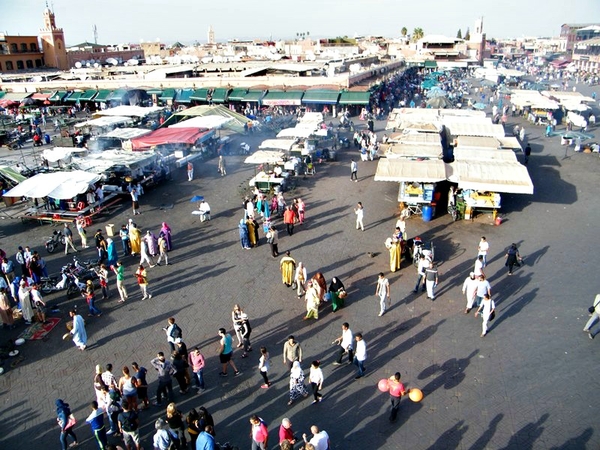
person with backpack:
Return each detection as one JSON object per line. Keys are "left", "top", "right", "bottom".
{"left": 164, "top": 317, "right": 182, "bottom": 352}
{"left": 118, "top": 402, "right": 140, "bottom": 450}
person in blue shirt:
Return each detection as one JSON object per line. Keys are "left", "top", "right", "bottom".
{"left": 85, "top": 401, "right": 108, "bottom": 450}
{"left": 196, "top": 425, "right": 216, "bottom": 450}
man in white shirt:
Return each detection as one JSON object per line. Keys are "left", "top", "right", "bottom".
{"left": 477, "top": 237, "right": 489, "bottom": 267}
{"left": 375, "top": 272, "right": 390, "bottom": 317}
{"left": 474, "top": 255, "right": 485, "bottom": 278}
{"left": 303, "top": 425, "right": 330, "bottom": 450}
{"left": 332, "top": 322, "right": 353, "bottom": 365}
{"left": 353, "top": 333, "right": 367, "bottom": 379}
{"left": 475, "top": 275, "right": 492, "bottom": 308}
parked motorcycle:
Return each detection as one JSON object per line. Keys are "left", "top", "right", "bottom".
{"left": 45, "top": 230, "right": 65, "bottom": 253}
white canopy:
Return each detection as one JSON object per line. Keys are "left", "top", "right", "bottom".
{"left": 72, "top": 149, "right": 158, "bottom": 172}
{"left": 95, "top": 105, "right": 164, "bottom": 118}
{"left": 383, "top": 143, "right": 443, "bottom": 159}
{"left": 444, "top": 120, "right": 506, "bottom": 138}
{"left": 41, "top": 147, "right": 87, "bottom": 163}
{"left": 298, "top": 112, "right": 324, "bottom": 123}
{"left": 169, "top": 116, "right": 232, "bottom": 129}
{"left": 447, "top": 161, "right": 534, "bottom": 194}
{"left": 101, "top": 127, "right": 153, "bottom": 140}
{"left": 277, "top": 127, "right": 315, "bottom": 139}
{"left": 3, "top": 170, "right": 101, "bottom": 199}
{"left": 456, "top": 135, "right": 521, "bottom": 151}
{"left": 259, "top": 139, "right": 296, "bottom": 151}
{"left": 75, "top": 116, "right": 133, "bottom": 129}
{"left": 388, "top": 131, "right": 441, "bottom": 145}
{"left": 397, "top": 120, "right": 443, "bottom": 133}
{"left": 453, "top": 148, "right": 519, "bottom": 163}
{"left": 244, "top": 150, "right": 285, "bottom": 165}
{"left": 510, "top": 91, "right": 560, "bottom": 110}
{"left": 374, "top": 158, "right": 447, "bottom": 183}
{"left": 541, "top": 90, "right": 595, "bottom": 104}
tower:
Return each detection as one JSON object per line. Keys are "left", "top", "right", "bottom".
{"left": 39, "top": 4, "right": 68, "bottom": 69}
{"left": 208, "top": 25, "right": 215, "bottom": 45}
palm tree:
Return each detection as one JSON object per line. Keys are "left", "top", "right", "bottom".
{"left": 412, "top": 28, "right": 424, "bottom": 42}
{"left": 401, "top": 27, "right": 408, "bottom": 37}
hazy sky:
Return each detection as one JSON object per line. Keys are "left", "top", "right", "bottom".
{"left": 1, "top": 0, "right": 599, "bottom": 45}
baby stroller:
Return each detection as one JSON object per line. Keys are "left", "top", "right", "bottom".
{"left": 411, "top": 236, "right": 434, "bottom": 266}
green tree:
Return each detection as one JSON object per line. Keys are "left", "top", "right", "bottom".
{"left": 401, "top": 27, "right": 408, "bottom": 37}
{"left": 412, "top": 27, "right": 424, "bottom": 42}
{"left": 456, "top": 29, "right": 462, "bottom": 39}
{"left": 464, "top": 28, "right": 470, "bottom": 40}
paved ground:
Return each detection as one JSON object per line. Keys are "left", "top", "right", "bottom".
{"left": 0, "top": 85, "right": 600, "bottom": 450}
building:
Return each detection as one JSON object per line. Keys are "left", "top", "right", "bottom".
{"left": 0, "top": 33, "right": 44, "bottom": 71}
{"left": 39, "top": 5, "right": 69, "bottom": 70}
{"left": 560, "top": 23, "right": 600, "bottom": 52}
{"left": 572, "top": 37, "right": 600, "bottom": 72}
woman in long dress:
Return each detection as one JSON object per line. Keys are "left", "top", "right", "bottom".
{"left": 328, "top": 277, "right": 346, "bottom": 312}
{"left": 0, "top": 289, "right": 14, "bottom": 328}
{"left": 160, "top": 222, "right": 172, "bottom": 250}
{"left": 239, "top": 219, "right": 251, "bottom": 249}
{"left": 312, "top": 272, "right": 327, "bottom": 303}
{"left": 303, "top": 282, "right": 320, "bottom": 320}
{"left": 246, "top": 219, "right": 257, "bottom": 247}
{"left": 128, "top": 221, "right": 142, "bottom": 255}
{"left": 145, "top": 231, "right": 158, "bottom": 257}
{"left": 18, "top": 279, "right": 34, "bottom": 325}
{"left": 288, "top": 361, "right": 309, "bottom": 405}
{"left": 70, "top": 310, "right": 87, "bottom": 351}
{"left": 106, "top": 238, "right": 118, "bottom": 267}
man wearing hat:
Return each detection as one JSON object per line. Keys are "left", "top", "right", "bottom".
{"left": 462, "top": 272, "right": 478, "bottom": 314}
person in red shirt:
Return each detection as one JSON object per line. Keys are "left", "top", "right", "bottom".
{"left": 283, "top": 206, "right": 296, "bottom": 236}
{"left": 388, "top": 372, "right": 407, "bottom": 422}
{"left": 250, "top": 415, "right": 268, "bottom": 450}
{"left": 278, "top": 418, "right": 296, "bottom": 447}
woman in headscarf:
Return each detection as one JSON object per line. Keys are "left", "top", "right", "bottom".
{"left": 386, "top": 233, "right": 403, "bottom": 273}
{"left": 239, "top": 219, "right": 251, "bottom": 250}
{"left": 328, "top": 277, "right": 346, "bottom": 312}
{"left": 160, "top": 222, "right": 172, "bottom": 250}
{"left": 288, "top": 360, "right": 309, "bottom": 405}
{"left": 128, "top": 221, "right": 141, "bottom": 256}
{"left": 0, "top": 288, "right": 15, "bottom": 329}
{"left": 312, "top": 272, "right": 327, "bottom": 304}
{"left": 105, "top": 238, "right": 118, "bottom": 267}
{"left": 504, "top": 243, "right": 522, "bottom": 276}
{"left": 294, "top": 262, "right": 307, "bottom": 299}
{"left": 279, "top": 251, "right": 296, "bottom": 287}
{"left": 145, "top": 230, "right": 158, "bottom": 257}
{"left": 303, "top": 281, "right": 320, "bottom": 320}
{"left": 56, "top": 399, "right": 78, "bottom": 450}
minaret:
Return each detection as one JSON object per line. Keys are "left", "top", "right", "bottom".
{"left": 39, "top": 2, "right": 69, "bottom": 69}
{"left": 208, "top": 25, "right": 215, "bottom": 44}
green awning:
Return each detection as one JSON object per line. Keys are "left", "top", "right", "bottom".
{"left": 175, "top": 89, "right": 194, "bottom": 104}
{"left": 190, "top": 88, "right": 209, "bottom": 101}
{"left": 262, "top": 90, "right": 304, "bottom": 106}
{"left": 108, "top": 89, "right": 129, "bottom": 102}
{"left": 159, "top": 88, "right": 176, "bottom": 101}
{"left": 211, "top": 88, "right": 230, "bottom": 103}
{"left": 302, "top": 90, "right": 340, "bottom": 105}
{"left": 79, "top": 90, "right": 98, "bottom": 101}
{"left": 0, "top": 166, "right": 26, "bottom": 184}
{"left": 338, "top": 91, "right": 371, "bottom": 105}
{"left": 66, "top": 92, "right": 83, "bottom": 102}
{"left": 49, "top": 91, "right": 68, "bottom": 102}
{"left": 0, "top": 92, "right": 5, "bottom": 99}
{"left": 424, "top": 60, "right": 438, "bottom": 68}
{"left": 241, "top": 90, "right": 264, "bottom": 103}
{"left": 94, "top": 89, "right": 113, "bottom": 102}
{"left": 227, "top": 88, "right": 247, "bottom": 101}
{"left": 146, "top": 88, "right": 163, "bottom": 95}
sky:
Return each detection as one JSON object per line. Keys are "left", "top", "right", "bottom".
{"left": 0, "top": 0, "right": 599, "bottom": 45}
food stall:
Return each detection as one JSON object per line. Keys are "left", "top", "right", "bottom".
{"left": 244, "top": 150, "right": 290, "bottom": 192}
{"left": 374, "top": 158, "right": 446, "bottom": 220}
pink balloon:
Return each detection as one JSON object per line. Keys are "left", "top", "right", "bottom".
{"left": 377, "top": 378, "right": 389, "bottom": 392}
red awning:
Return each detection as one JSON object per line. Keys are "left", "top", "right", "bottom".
{"left": 31, "top": 93, "right": 52, "bottom": 100}
{"left": 130, "top": 127, "right": 212, "bottom": 150}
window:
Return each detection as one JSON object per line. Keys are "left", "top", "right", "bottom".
{"left": 10, "top": 43, "right": 17, "bottom": 53}
{"left": 16, "top": 60, "right": 24, "bottom": 70}
{"left": 57, "top": 42, "right": 61, "bottom": 49}
{"left": 26, "top": 60, "right": 33, "bottom": 69}
{"left": 30, "top": 43, "right": 38, "bottom": 52}
{"left": 20, "top": 43, "right": 28, "bottom": 52}
{"left": 35, "top": 59, "right": 42, "bottom": 67}
{"left": 0, "top": 62, "right": 2, "bottom": 71}
{"left": 6, "top": 61, "right": 13, "bottom": 70}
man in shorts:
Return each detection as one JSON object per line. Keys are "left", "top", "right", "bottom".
{"left": 217, "top": 328, "right": 241, "bottom": 377}
{"left": 118, "top": 402, "right": 140, "bottom": 450}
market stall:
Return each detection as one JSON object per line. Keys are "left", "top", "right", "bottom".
{"left": 374, "top": 158, "right": 446, "bottom": 219}
{"left": 244, "top": 150, "right": 291, "bottom": 192}
{"left": 130, "top": 127, "right": 214, "bottom": 150}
